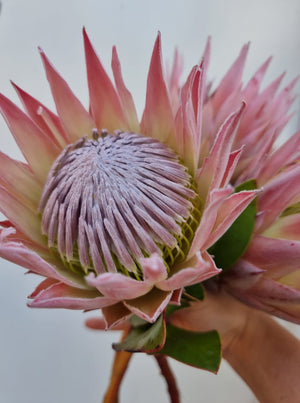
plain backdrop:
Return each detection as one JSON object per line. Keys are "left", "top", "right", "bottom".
{"left": 0, "top": 1, "right": 299, "bottom": 402}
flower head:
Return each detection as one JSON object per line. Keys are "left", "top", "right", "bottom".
{"left": 0, "top": 30, "right": 257, "bottom": 327}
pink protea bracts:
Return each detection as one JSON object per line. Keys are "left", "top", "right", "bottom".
{"left": 0, "top": 30, "right": 262, "bottom": 328}
{"left": 169, "top": 41, "right": 299, "bottom": 184}
{"left": 223, "top": 156, "right": 300, "bottom": 324}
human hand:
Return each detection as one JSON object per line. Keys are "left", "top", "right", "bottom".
{"left": 168, "top": 288, "right": 252, "bottom": 355}
{"left": 170, "top": 287, "right": 300, "bottom": 403}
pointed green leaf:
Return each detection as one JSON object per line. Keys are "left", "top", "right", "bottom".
{"left": 160, "top": 325, "right": 221, "bottom": 373}
{"left": 209, "top": 179, "right": 257, "bottom": 272}
{"left": 130, "top": 315, "right": 148, "bottom": 327}
{"left": 113, "top": 314, "right": 166, "bottom": 353}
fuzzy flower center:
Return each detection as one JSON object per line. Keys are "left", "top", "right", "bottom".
{"left": 39, "top": 130, "right": 201, "bottom": 278}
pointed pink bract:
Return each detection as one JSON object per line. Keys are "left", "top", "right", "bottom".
{"left": 111, "top": 46, "right": 140, "bottom": 132}
{"left": 83, "top": 28, "right": 127, "bottom": 132}
{"left": 0, "top": 152, "right": 42, "bottom": 211}
{"left": 28, "top": 281, "right": 113, "bottom": 310}
{"left": 141, "top": 33, "right": 176, "bottom": 147}
{"left": 0, "top": 93, "right": 59, "bottom": 182}
{"left": 12, "top": 82, "right": 67, "bottom": 147}
{"left": 212, "top": 44, "right": 249, "bottom": 111}
{"left": 39, "top": 48, "right": 95, "bottom": 142}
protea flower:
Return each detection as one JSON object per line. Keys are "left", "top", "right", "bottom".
{"left": 0, "top": 30, "right": 257, "bottom": 328}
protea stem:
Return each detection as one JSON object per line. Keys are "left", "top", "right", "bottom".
{"left": 154, "top": 354, "right": 180, "bottom": 403}
{"left": 102, "top": 329, "right": 132, "bottom": 403}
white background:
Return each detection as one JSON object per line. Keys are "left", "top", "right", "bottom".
{"left": 0, "top": 1, "right": 299, "bottom": 402}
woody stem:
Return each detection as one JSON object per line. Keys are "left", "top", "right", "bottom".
{"left": 154, "top": 354, "right": 180, "bottom": 403}
{"left": 102, "top": 329, "right": 132, "bottom": 403}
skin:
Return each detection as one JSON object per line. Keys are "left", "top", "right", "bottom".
{"left": 169, "top": 290, "right": 300, "bottom": 403}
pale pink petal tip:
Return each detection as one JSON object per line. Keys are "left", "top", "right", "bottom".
{"left": 0, "top": 150, "right": 42, "bottom": 210}
{"left": 111, "top": 46, "right": 140, "bottom": 132}
{"left": 0, "top": 227, "right": 86, "bottom": 289}
{"left": 86, "top": 272, "right": 152, "bottom": 300}
{"left": 11, "top": 81, "right": 67, "bottom": 148}
{"left": 0, "top": 93, "right": 59, "bottom": 182}
{"left": 28, "top": 281, "right": 114, "bottom": 310}
{"left": 197, "top": 102, "right": 246, "bottom": 202}
{"left": 212, "top": 43, "right": 249, "bottom": 110}
{"left": 83, "top": 28, "right": 127, "bottom": 132}
{"left": 39, "top": 47, "right": 95, "bottom": 142}
{"left": 141, "top": 32, "right": 175, "bottom": 146}
{"left": 158, "top": 251, "right": 221, "bottom": 291}
{"left": 140, "top": 253, "right": 168, "bottom": 283}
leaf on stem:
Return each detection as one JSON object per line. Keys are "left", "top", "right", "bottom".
{"left": 209, "top": 179, "right": 257, "bottom": 271}
{"left": 113, "top": 314, "right": 166, "bottom": 353}
{"left": 160, "top": 325, "right": 221, "bottom": 373}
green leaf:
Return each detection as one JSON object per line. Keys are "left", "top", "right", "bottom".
{"left": 113, "top": 314, "right": 166, "bottom": 353}
{"left": 208, "top": 179, "right": 257, "bottom": 272}
{"left": 184, "top": 283, "right": 205, "bottom": 301}
{"left": 130, "top": 315, "right": 148, "bottom": 327}
{"left": 160, "top": 325, "right": 221, "bottom": 373}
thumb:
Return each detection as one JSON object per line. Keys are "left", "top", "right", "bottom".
{"left": 168, "top": 290, "right": 250, "bottom": 350}
{"left": 168, "top": 297, "right": 219, "bottom": 333}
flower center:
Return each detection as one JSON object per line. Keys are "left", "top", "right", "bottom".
{"left": 39, "top": 130, "right": 201, "bottom": 278}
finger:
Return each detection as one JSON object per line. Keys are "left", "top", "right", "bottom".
{"left": 85, "top": 317, "right": 129, "bottom": 331}
{"left": 168, "top": 301, "right": 217, "bottom": 333}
